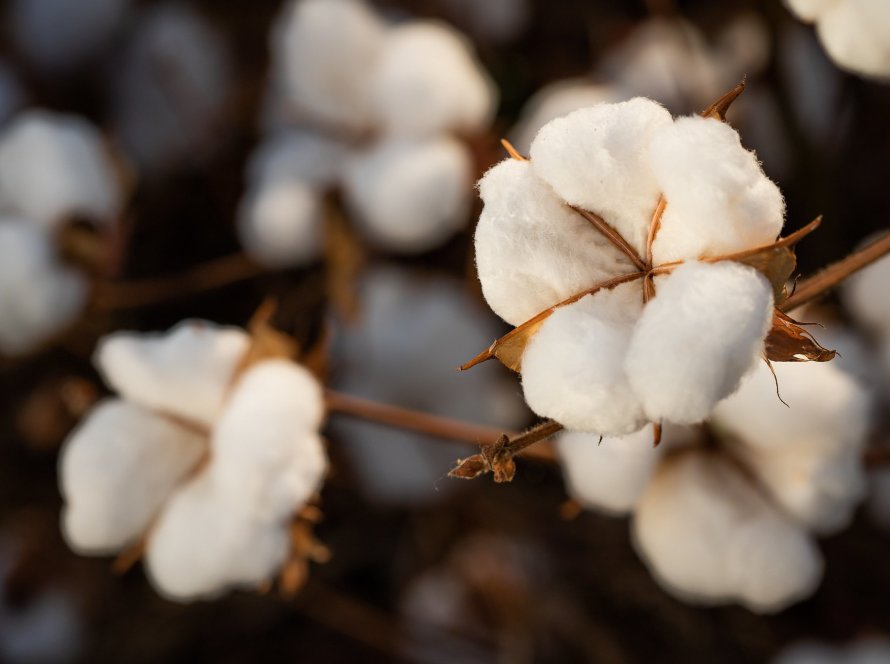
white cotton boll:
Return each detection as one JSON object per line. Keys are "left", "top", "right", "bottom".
{"left": 475, "top": 159, "right": 633, "bottom": 326}
{"left": 369, "top": 22, "right": 496, "bottom": 138}
{"left": 145, "top": 472, "right": 290, "bottom": 602}
{"left": 246, "top": 130, "right": 346, "bottom": 188}
{"left": 211, "top": 360, "right": 327, "bottom": 519}
{"left": 529, "top": 99, "right": 673, "bottom": 255}
{"left": 626, "top": 261, "right": 774, "bottom": 425}
{"left": 0, "top": 111, "right": 121, "bottom": 230}
{"left": 556, "top": 426, "right": 663, "bottom": 515}
{"left": 59, "top": 399, "right": 206, "bottom": 554}
{"left": 0, "top": 221, "right": 88, "bottom": 357}
{"left": 650, "top": 116, "right": 785, "bottom": 264}
{"left": 274, "top": 0, "right": 385, "bottom": 131}
{"left": 841, "top": 248, "right": 890, "bottom": 335}
{"left": 237, "top": 178, "right": 324, "bottom": 269}
{"left": 815, "top": 0, "right": 890, "bottom": 79}
{"left": 10, "top": 0, "right": 131, "bottom": 73}
{"left": 112, "top": 4, "right": 231, "bottom": 173}
{"left": 343, "top": 136, "right": 472, "bottom": 253}
{"left": 521, "top": 284, "right": 647, "bottom": 436}
{"left": 95, "top": 320, "right": 251, "bottom": 428}
{"left": 632, "top": 451, "right": 823, "bottom": 613}
{"left": 510, "top": 80, "right": 625, "bottom": 153}
{"left": 785, "top": 0, "right": 839, "bottom": 23}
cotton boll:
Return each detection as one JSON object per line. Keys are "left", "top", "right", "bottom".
{"left": 632, "top": 451, "right": 823, "bottom": 613}
{"left": 510, "top": 80, "right": 624, "bottom": 153}
{"left": 814, "top": 1, "right": 890, "bottom": 79}
{"left": 112, "top": 4, "right": 232, "bottom": 173}
{"left": 211, "top": 360, "right": 327, "bottom": 519}
{"left": 475, "top": 159, "right": 633, "bottom": 326}
{"left": 95, "top": 320, "right": 251, "bottom": 428}
{"left": 145, "top": 472, "right": 290, "bottom": 602}
{"left": 246, "top": 130, "right": 346, "bottom": 188}
{"left": 785, "top": 0, "right": 839, "bottom": 23}
{"left": 343, "top": 137, "right": 472, "bottom": 253}
{"left": 237, "top": 178, "right": 324, "bottom": 269}
{"left": 330, "top": 266, "right": 526, "bottom": 504}
{"left": 10, "top": 0, "right": 131, "bottom": 74}
{"left": 556, "top": 426, "right": 663, "bottom": 515}
{"left": 59, "top": 399, "right": 206, "bottom": 554}
{"left": 649, "top": 116, "right": 785, "bottom": 264}
{"left": 274, "top": 0, "right": 385, "bottom": 131}
{"left": 369, "top": 22, "right": 496, "bottom": 138}
{"left": 626, "top": 261, "right": 774, "bottom": 425}
{"left": 521, "top": 284, "right": 647, "bottom": 436}
{"left": 0, "top": 112, "right": 122, "bottom": 230}
{"left": 842, "top": 249, "right": 890, "bottom": 335}
{"left": 529, "top": 99, "right": 673, "bottom": 255}
{"left": 0, "top": 221, "right": 88, "bottom": 357}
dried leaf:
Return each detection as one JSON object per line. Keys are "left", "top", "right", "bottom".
{"left": 233, "top": 299, "right": 300, "bottom": 381}
{"left": 701, "top": 79, "right": 746, "bottom": 121}
{"left": 765, "top": 309, "right": 836, "bottom": 362}
{"left": 448, "top": 454, "right": 490, "bottom": 480}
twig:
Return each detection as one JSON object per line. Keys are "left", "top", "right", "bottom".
{"left": 782, "top": 232, "right": 890, "bottom": 312}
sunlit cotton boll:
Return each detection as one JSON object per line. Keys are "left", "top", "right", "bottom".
{"left": 786, "top": 0, "right": 890, "bottom": 79}
{"left": 10, "top": 0, "right": 132, "bottom": 74}
{"left": 112, "top": 3, "right": 232, "bottom": 174}
{"left": 0, "top": 111, "right": 122, "bottom": 230}
{"left": 632, "top": 450, "right": 823, "bottom": 613}
{"left": 343, "top": 136, "right": 473, "bottom": 252}
{"left": 331, "top": 266, "right": 526, "bottom": 504}
{"left": 369, "top": 22, "right": 496, "bottom": 138}
{"left": 59, "top": 321, "right": 329, "bottom": 601}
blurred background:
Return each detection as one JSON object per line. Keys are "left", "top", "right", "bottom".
{"left": 1, "top": 0, "right": 890, "bottom": 662}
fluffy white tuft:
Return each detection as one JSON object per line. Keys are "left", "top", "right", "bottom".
{"left": 632, "top": 451, "right": 823, "bottom": 613}
{"left": 626, "top": 261, "right": 774, "bottom": 424}
{"left": 342, "top": 136, "right": 472, "bottom": 253}
{"left": 369, "top": 22, "right": 496, "bottom": 138}
{"left": 649, "top": 116, "right": 785, "bottom": 264}
{"left": 95, "top": 320, "right": 251, "bottom": 428}
{"left": 814, "top": 1, "right": 890, "bottom": 79}
{"left": 475, "top": 159, "right": 633, "bottom": 326}
{"left": 521, "top": 283, "right": 647, "bottom": 436}
{"left": 529, "top": 98, "right": 673, "bottom": 255}
{"left": 0, "top": 111, "right": 121, "bottom": 229}
{"left": 59, "top": 399, "right": 206, "bottom": 554}
{"left": 237, "top": 178, "right": 324, "bottom": 269}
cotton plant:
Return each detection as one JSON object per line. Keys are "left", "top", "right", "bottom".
{"left": 330, "top": 266, "right": 526, "bottom": 504}
{"left": 58, "top": 318, "right": 330, "bottom": 602}
{"left": 240, "top": 0, "right": 496, "bottom": 268}
{"left": 0, "top": 110, "right": 125, "bottom": 356}
{"left": 557, "top": 358, "right": 871, "bottom": 613}
{"left": 785, "top": 0, "right": 890, "bottom": 80}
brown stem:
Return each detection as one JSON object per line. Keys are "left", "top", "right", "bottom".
{"left": 645, "top": 195, "right": 667, "bottom": 267}
{"left": 500, "top": 419, "right": 564, "bottom": 456}
{"left": 572, "top": 207, "right": 648, "bottom": 272}
{"left": 500, "top": 138, "right": 528, "bottom": 162}
{"left": 92, "top": 252, "right": 264, "bottom": 310}
{"left": 782, "top": 231, "right": 890, "bottom": 312}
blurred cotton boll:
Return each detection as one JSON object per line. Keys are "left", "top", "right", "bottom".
{"left": 331, "top": 266, "right": 526, "bottom": 504}
{"left": 59, "top": 321, "right": 329, "bottom": 601}
{"left": 112, "top": 3, "right": 232, "bottom": 174}
{"left": 10, "top": 0, "right": 132, "bottom": 74}
{"left": 343, "top": 137, "right": 473, "bottom": 253}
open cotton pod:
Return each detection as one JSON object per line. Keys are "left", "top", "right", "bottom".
{"left": 58, "top": 320, "right": 329, "bottom": 601}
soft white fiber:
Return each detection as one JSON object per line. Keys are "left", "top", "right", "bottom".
{"left": 275, "top": 0, "right": 385, "bottom": 130}
{"left": 649, "top": 116, "right": 785, "bottom": 264}
{"left": 475, "top": 159, "right": 633, "bottom": 326}
{"left": 632, "top": 451, "right": 824, "bottom": 613}
{"left": 95, "top": 320, "right": 251, "bottom": 428}
{"left": 237, "top": 178, "right": 324, "bottom": 268}
{"left": 626, "top": 261, "right": 774, "bottom": 424}
{"left": 529, "top": 98, "right": 673, "bottom": 255}
{"left": 521, "top": 284, "right": 647, "bottom": 436}
{"left": 369, "top": 22, "right": 496, "bottom": 138}
{"left": 0, "top": 111, "right": 121, "bottom": 229}
{"left": 343, "top": 137, "right": 472, "bottom": 252}
{"left": 59, "top": 399, "right": 206, "bottom": 554}
{"left": 556, "top": 425, "right": 663, "bottom": 515}
{"left": 0, "top": 221, "right": 88, "bottom": 356}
